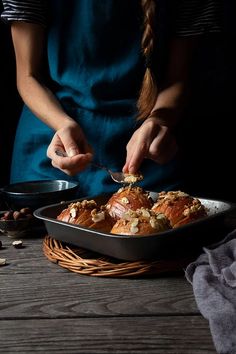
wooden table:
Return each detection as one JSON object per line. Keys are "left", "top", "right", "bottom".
{"left": 0, "top": 231, "right": 218, "bottom": 354}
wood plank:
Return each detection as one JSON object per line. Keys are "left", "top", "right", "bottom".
{"left": 0, "top": 317, "right": 216, "bottom": 354}
{"left": 0, "top": 272, "right": 198, "bottom": 318}
{"left": 0, "top": 233, "right": 197, "bottom": 274}
{"left": 0, "top": 234, "right": 200, "bottom": 318}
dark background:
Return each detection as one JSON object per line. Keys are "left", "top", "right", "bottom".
{"left": 0, "top": 3, "right": 22, "bottom": 188}
{"left": 178, "top": 31, "right": 236, "bottom": 203}
{"left": 0, "top": 3, "right": 236, "bottom": 202}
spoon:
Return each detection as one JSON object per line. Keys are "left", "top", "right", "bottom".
{"left": 55, "top": 150, "right": 143, "bottom": 184}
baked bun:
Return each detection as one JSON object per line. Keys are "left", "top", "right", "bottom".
{"left": 152, "top": 191, "right": 207, "bottom": 228}
{"left": 110, "top": 208, "right": 171, "bottom": 236}
{"left": 106, "top": 186, "right": 153, "bottom": 220}
{"left": 57, "top": 200, "right": 115, "bottom": 232}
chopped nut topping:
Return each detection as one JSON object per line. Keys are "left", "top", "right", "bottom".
{"left": 130, "top": 225, "right": 139, "bottom": 234}
{"left": 149, "top": 213, "right": 169, "bottom": 230}
{"left": 70, "top": 207, "right": 77, "bottom": 218}
{"left": 91, "top": 210, "right": 105, "bottom": 223}
{"left": 183, "top": 199, "right": 205, "bottom": 216}
{"left": 156, "top": 213, "right": 166, "bottom": 220}
{"left": 68, "top": 200, "right": 97, "bottom": 218}
{"left": 158, "top": 191, "right": 189, "bottom": 201}
{"left": 121, "top": 197, "right": 129, "bottom": 204}
{"left": 123, "top": 173, "right": 143, "bottom": 184}
{"left": 122, "top": 210, "right": 137, "bottom": 220}
{"left": 140, "top": 208, "right": 150, "bottom": 218}
{"left": 130, "top": 218, "right": 139, "bottom": 228}
{"left": 150, "top": 217, "right": 159, "bottom": 229}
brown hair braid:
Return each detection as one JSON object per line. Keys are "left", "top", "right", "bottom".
{"left": 137, "top": 0, "right": 158, "bottom": 120}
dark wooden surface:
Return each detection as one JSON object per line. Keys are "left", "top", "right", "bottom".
{"left": 0, "top": 231, "right": 218, "bottom": 354}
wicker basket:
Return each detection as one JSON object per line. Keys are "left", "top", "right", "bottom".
{"left": 43, "top": 236, "right": 192, "bottom": 278}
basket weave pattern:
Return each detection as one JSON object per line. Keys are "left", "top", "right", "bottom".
{"left": 43, "top": 236, "right": 191, "bottom": 278}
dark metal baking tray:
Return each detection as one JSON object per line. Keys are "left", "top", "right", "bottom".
{"left": 34, "top": 192, "right": 236, "bottom": 261}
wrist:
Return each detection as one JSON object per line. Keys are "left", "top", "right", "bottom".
{"left": 53, "top": 116, "right": 77, "bottom": 131}
{"left": 148, "top": 108, "right": 179, "bottom": 129}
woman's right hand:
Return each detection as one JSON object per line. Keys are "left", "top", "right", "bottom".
{"left": 47, "top": 121, "right": 93, "bottom": 176}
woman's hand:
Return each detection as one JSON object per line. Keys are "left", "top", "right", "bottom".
{"left": 11, "top": 21, "right": 93, "bottom": 177}
{"left": 123, "top": 116, "right": 178, "bottom": 174}
{"left": 47, "top": 121, "right": 93, "bottom": 176}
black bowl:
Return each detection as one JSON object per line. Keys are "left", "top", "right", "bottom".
{"left": 0, "top": 180, "right": 79, "bottom": 211}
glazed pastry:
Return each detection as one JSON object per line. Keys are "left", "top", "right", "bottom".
{"left": 106, "top": 186, "right": 153, "bottom": 220}
{"left": 152, "top": 191, "right": 207, "bottom": 228}
{"left": 57, "top": 199, "right": 115, "bottom": 232}
{"left": 110, "top": 208, "right": 171, "bottom": 236}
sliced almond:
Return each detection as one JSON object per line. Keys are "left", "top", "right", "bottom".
{"left": 0, "top": 258, "right": 6, "bottom": 266}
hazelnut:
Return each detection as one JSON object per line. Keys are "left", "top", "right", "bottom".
{"left": 13, "top": 211, "right": 22, "bottom": 220}
{"left": 20, "top": 207, "right": 32, "bottom": 215}
{"left": 3, "top": 211, "right": 14, "bottom": 220}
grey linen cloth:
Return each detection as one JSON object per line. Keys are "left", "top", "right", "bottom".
{"left": 185, "top": 229, "right": 236, "bottom": 354}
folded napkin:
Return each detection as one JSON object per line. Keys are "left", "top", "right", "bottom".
{"left": 185, "top": 229, "right": 236, "bottom": 354}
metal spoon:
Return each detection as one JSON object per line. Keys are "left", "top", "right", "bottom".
{"left": 55, "top": 150, "right": 143, "bottom": 184}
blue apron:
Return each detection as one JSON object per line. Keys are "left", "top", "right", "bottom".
{"left": 11, "top": 0, "right": 182, "bottom": 197}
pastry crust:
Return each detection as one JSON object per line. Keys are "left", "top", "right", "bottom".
{"left": 57, "top": 200, "right": 115, "bottom": 232}
{"left": 106, "top": 186, "right": 153, "bottom": 220}
{"left": 110, "top": 208, "right": 171, "bottom": 236}
{"left": 152, "top": 191, "right": 207, "bottom": 228}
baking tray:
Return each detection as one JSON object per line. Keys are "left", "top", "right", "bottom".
{"left": 34, "top": 192, "right": 236, "bottom": 261}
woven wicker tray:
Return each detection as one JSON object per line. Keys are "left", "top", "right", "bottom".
{"left": 43, "top": 236, "right": 192, "bottom": 278}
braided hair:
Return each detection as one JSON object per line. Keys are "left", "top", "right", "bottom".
{"left": 137, "top": 0, "right": 158, "bottom": 120}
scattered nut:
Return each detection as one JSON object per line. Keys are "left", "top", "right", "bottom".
{"left": 0, "top": 258, "right": 6, "bottom": 266}
{"left": 20, "top": 207, "right": 32, "bottom": 214}
{"left": 12, "top": 240, "right": 23, "bottom": 248}
{"left": 13, "top": 211, "right": 23, "bottom": 220}
{"left": 0, "top": 207, "right": 33, "bottom": 221}
{"left": 1, "top": 211, "right": 13, "bottom": 220}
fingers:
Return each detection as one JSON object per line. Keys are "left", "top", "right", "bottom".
{"left": 47, "top": 124, "right": 94, "bottom": 176}
{"left": 147, "top": 126, "right": 178, "bottom": 164}
{"left": 47, "top": 133, "right": 65, "bottom": 158}
{"left": 123, "top": 119, "right": 159, "bottom": 173}
{"left": 123, "top": 140, "right": 148, "bottom": 174}
{"left": 51, "top": 152, "right": 93, "bottom": 176}
{"left": 123, "top": 120, "right": 178, "bottom": 173}
{"left": 55, "top": 130, "right": 80, "bottom": 157}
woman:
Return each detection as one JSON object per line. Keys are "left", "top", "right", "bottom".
{"left": 1, "top": 0, "right": 221, "bottom": 197}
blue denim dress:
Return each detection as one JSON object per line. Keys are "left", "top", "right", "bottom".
{"left": 11, "top": 0, "right": 181, "bottom": 197}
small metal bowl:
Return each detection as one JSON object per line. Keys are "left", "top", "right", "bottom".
{"left": 0, "top": 180, "right": 79, "bottom": 211}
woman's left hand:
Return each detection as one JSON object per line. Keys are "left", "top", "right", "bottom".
{"left": 123, "top": 116, "right": 178, "bottom": 174}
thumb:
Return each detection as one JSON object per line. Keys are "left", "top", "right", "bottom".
{"left": 56, "top": 129, "right": 80, "bottom": 157}
{"left": 61, "top": 136, "right": 80, "bottom": 157}
{"left": 67, "top": 145, "right": 80, "bottom": 157}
